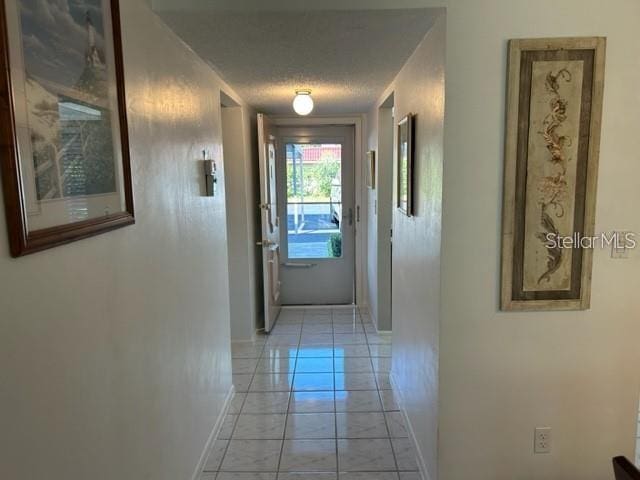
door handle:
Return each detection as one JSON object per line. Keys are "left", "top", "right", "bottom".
{"left": 342, "top": 208, "right": 353, "bottom": 226}
{"left": 257, "top": 240, "right": 276, "bottom": 247}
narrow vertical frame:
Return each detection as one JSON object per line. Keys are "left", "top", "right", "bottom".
{"left": 397, "top": 113, "right": 414, "bottom": 216}
{"left": 501, "top": 37, "right": 606, "bottom": 311}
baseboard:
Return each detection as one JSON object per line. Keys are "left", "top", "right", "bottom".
{"left": 281, "top": 304, "right": 358, "bottom": 310}
{"left": 190, "top": 385, "right": 235, "bottom": 480}
{"left": 370, "top": 313, "right": 392, "bottom": 335}
{"left": 331, "top": 304, "right": 359, "bottom": 310}
{"left": 389, "top": 373, "right": 432, "bottom": 480}
{"left": 364, "top": 306, "right": 392, "bottom": 335}
{"left": 367, "top": 306, "right": 378, "bottom": 328}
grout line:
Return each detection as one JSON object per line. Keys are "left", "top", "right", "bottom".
{"left": 333, "top": 308, "right": 340, "bottom": 474}
{"left": 368, "top": 318, "right": 401, "bottom": 473}
{"left": 273, "top": 318, "right": 302, "bottom": 474}
{"left": 219, "top": 340, "right": 263, "bottom": 471}
{"left": 212, "top": 470, "right": 411, "bottom": 475}
{"left": 216, "top": 436, "right": 399, "bottom": 441}
{"left": 223, "top": 306, "right": 404, "bottom": 476}
{"left": 214, "top": 429, "right": 234, "bottom": 471}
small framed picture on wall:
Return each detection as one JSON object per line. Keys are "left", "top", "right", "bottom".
{"left": 397, "top": 113, "right": 414, "bottom": 216}
{"left": 366, "top": 150, "right": 376, "bottom": 189}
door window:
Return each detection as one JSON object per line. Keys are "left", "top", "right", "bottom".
{"left": 285, "top": 143, "right": 343, "bottom": 259}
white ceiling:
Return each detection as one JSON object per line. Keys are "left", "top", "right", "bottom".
{"left": 154, "top": 8, "right": 439, "bottom": 114}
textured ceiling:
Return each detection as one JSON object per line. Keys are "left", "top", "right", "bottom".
{"left": 155, "top": 9, "right": 438, "bottom": 114}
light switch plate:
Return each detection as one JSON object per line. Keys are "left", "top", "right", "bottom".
{"left": 611, "top": 231, "right": 632, "bottom": 259}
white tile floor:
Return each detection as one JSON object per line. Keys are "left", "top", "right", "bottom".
{"left": 203, "top": 307, "right": 420, "bottom": 479}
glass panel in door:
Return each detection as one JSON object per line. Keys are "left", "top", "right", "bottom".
{"left": 285, "top": 143, "right": 343, "bottom": 259}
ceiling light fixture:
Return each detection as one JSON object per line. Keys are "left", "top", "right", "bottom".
{"left": 293, "top": 90, "right": 314, "bottom": 116}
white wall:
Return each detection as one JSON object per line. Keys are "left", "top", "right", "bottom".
{"left": 366, "top": 110, "right": 379, "bottom": 323}
{"left": 222, "top": 106, "right": 261, "bottom": 340}
{"left": 436, "top": 1, "right": 640, "bottom": 479}
{"left": 0, "top": 1, "right": 250, "bottom": 479}
{"left": 367, "top": 2, "right": 640, "bottom": 478}
{"left": 366, "top": 100, "right": 394, "bottom": 332}
{"left": 367, "top": 15, "right": 446, "bottom": 480}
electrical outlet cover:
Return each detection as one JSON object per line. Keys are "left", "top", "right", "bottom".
{"left": 534, "top": 427, "right": 552, "bottom": 454}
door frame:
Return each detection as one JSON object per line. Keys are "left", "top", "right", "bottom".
{"left": 276, "top": 127, "right": 356, "bottom": 305}
{"left": 272, "top": 115, "right": 366, "bottom": 310}
{"left": 257, "top": 114, "right": 282, "bottom": 333}
{"left": 375, "top": 95, "right": 395, "bottom": 332}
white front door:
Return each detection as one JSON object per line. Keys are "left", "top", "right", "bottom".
{"left": 257, "top": 114, "right": 281, "bottom": 332}
{"left": 276, "top": 125, "right": 356, "bottom": 305}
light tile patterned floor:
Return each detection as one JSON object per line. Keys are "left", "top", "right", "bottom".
{"left": 203, "top": 307, "right": 420, "bottom": 479}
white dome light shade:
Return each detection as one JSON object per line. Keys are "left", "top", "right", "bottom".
{"left": 293, "top": 90, "right": 314, "bottom": 116}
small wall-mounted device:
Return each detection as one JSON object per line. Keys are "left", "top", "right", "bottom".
{"left": 203, "top": 150, "right": 217, "bottom": 197}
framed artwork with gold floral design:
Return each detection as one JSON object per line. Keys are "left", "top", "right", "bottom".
{"left": 501, "top": 37, "right": 606, "bottom": 311}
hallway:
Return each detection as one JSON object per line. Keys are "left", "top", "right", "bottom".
{"left": 202, "top": 307, "right": 418, "bottom": 479}
{"left": 2, "top": 2, "right": 639, "bottom": 480}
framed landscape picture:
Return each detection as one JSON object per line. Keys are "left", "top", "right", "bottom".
{"left": 397, "top": 113, "right": 414, "bottom": 216}
{"left": 501, "top": 37, "right": 606, "bottom": 311}
{"left": 0, "top": 0, "right": 134, "bottom": 257}
{"left": 366, "top": 150, "right": 375, "bottom": 189}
